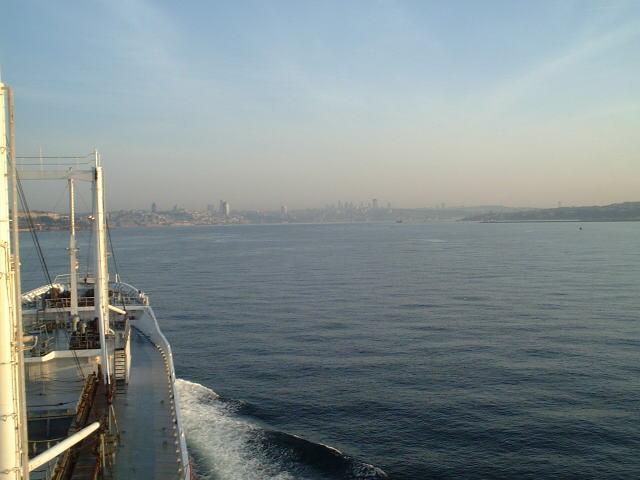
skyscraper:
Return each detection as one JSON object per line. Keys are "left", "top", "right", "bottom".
{"left": 220, "top": 200, "right": 230, "bottom": 217}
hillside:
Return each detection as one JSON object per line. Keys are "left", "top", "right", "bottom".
{"left": 463, "top": 202, "right": 640, "bottom": 222}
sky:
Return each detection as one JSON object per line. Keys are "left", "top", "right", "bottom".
{"left": 1, "top": 0, "right": 639, "bottom": 210}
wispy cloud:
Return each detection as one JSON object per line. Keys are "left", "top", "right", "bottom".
{"left": 100, "top": 0, "right": 184, "bottom": 90}
{"left": 485, "top": 19, "right": 640, "bottom": 117}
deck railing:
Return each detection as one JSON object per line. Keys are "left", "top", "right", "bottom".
{"left": 32, "top": 293, "right": 146, "bottom": 311}
{"left": 43, "top": 297, "right": 95, "bottom": 309}
{"left": 23, "top": 277, "right": 150, "bottom": 310}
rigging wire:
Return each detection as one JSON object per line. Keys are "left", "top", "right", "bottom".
{"left": 50, "top": 183, "right": 69, "bottom": 215}
{"left": 84, "top": 185, "right": 95, "bottom": 279}
{"left": 16, "top": 154, "right": 93, "bottom": 160}
{"left": 105, "top": 219, "right": 120, "bottom": 280}
{"left": 15, "top": 170, "right": 86, "bottom": 379}
{"left": 105, "top": 219, "right": 127, "bottom": 313}
{"left": 16, "top": 173, "right": 53, "bottom": 289}
{"left": 74, "top": 185, "right": 92, "bottom": 215}
{"left": 73, "top": 186, "right": 94, "bottom": 279}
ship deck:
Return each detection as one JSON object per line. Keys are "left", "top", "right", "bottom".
{"left": 113, "top": 328, "right": 183, "bottom": 479}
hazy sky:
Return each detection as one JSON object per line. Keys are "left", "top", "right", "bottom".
{"left": 1, "top": 1, "right": 639, "bottom": 210}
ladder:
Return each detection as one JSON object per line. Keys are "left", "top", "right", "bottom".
{"left": 114, "top": 349, "right": 127, "bottom": 393}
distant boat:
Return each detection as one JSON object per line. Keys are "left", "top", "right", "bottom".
{"left": 396, "top": 219, "right": 403, "bottom": 223}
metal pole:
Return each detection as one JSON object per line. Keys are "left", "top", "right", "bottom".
{"left": 7, "top": 86, "right": 29, "bottom": 480}
{"left": 28, "top": 422, "right": 100, "bottom": 472}
{"left": 0, "top": 83, "right": 22, "bottom": 480}
{"left": 93, "top": 151, "right": 110, "bottom": 384}
{"left": 68, "top": 176, "right": 78, "bottom": 318}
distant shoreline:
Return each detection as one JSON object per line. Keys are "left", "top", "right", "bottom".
{"left": 463, "top": 201, "right": 640, "bottom": 223}
{"left": 475, "top": 219, "right": 640, "bottom": 224}
{"left": 20, "top": 218, "right": 640, "bottom": 233}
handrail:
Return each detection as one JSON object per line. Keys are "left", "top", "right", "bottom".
{"left": 111, "top": 282, "right": 149, "bottom": 305}
{"left": 41, "top": 295, "right": 145, "bottom": 310}
{"left": 53, "top": 273, "right": 95, "bottom": 285}
{"left": 22, "top": 283, "right": 65, "bottom": 302}
{"left": 28, "top": 422, "right": 100, "bottom": 472}
{"left": 23, "top": 281, "right": 149, "bottom": 309}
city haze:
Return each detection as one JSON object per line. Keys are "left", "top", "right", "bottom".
{"left": 1, "top": 1, "right": 639, "bottom": 211}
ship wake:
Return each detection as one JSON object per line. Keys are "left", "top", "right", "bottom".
{"left": 176, "top": 379, "right": 388, "bottom": 480}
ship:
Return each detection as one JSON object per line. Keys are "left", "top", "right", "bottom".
{"left": 0, "top": 82, "right": 191, "bottom": 478}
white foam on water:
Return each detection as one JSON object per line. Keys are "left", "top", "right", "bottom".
{"left": 319, "top": 443, "right": 343, "bottom": 455}
{"left": 176, "top": 379, "right": 301, "bottom": 480}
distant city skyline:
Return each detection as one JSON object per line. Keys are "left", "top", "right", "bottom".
{"left": 28, "top": 194, "right": 637, "bottom": 216}
{"left": 1, "top": 1, "right": 639, "bottom": 211}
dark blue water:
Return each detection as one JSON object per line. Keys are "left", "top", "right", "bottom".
{"left": 22, "top": 222, "right": 640, "bottom": 479}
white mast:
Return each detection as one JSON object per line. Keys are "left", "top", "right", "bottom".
{"left": 93, "top": 150, "right": 110, "bottom": 384}
{"left": 7, "top": 85, "right": 29, "bottom": 480}
{"left": 68, "top": 176, "right": 79, "bottom": 321}
{"left": 0, "top": 83, "right": 25, "bottom": 480}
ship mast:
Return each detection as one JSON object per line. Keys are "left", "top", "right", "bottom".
{"left": 0, "top": 84, "right": 117, "bottom": 477}
{"left": 68, "top": 175, "right": 79, "bottom": 322}
{"left": 8, "top": 84, "right": 29, "bottom": 480}
{"left": 93, "top": 150, "right": 110, "bottom": 384}
{"left": 0, "top": 83, "right": 27, "bottom": 480}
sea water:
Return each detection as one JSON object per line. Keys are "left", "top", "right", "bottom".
{"left": 22, "top": 222, "right": 640, "bottom": 479}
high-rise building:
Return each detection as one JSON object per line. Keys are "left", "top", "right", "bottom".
{"left": 151, "top": 202, "right": 157, "bottom": 213}
{"left": 372, "top": 198, "right": 379, "bottom": 209}
{"left": 220, "top": 200, "right": 230, "bottom": 217}
{"left": 281, "top": 205, "right": 288, "bottom": 216}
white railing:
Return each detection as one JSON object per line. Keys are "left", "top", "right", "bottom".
{"left": 53, "top": 273, "right": 95, "bottom": 285}
{"left": 22, "top": 283, "right": 65, "bottom": 303}
{"left": 111, "top": 281, "right": 149, "bottom": 306}
{"left": 23, "top": 280, "right": 149, "bottom": 310}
